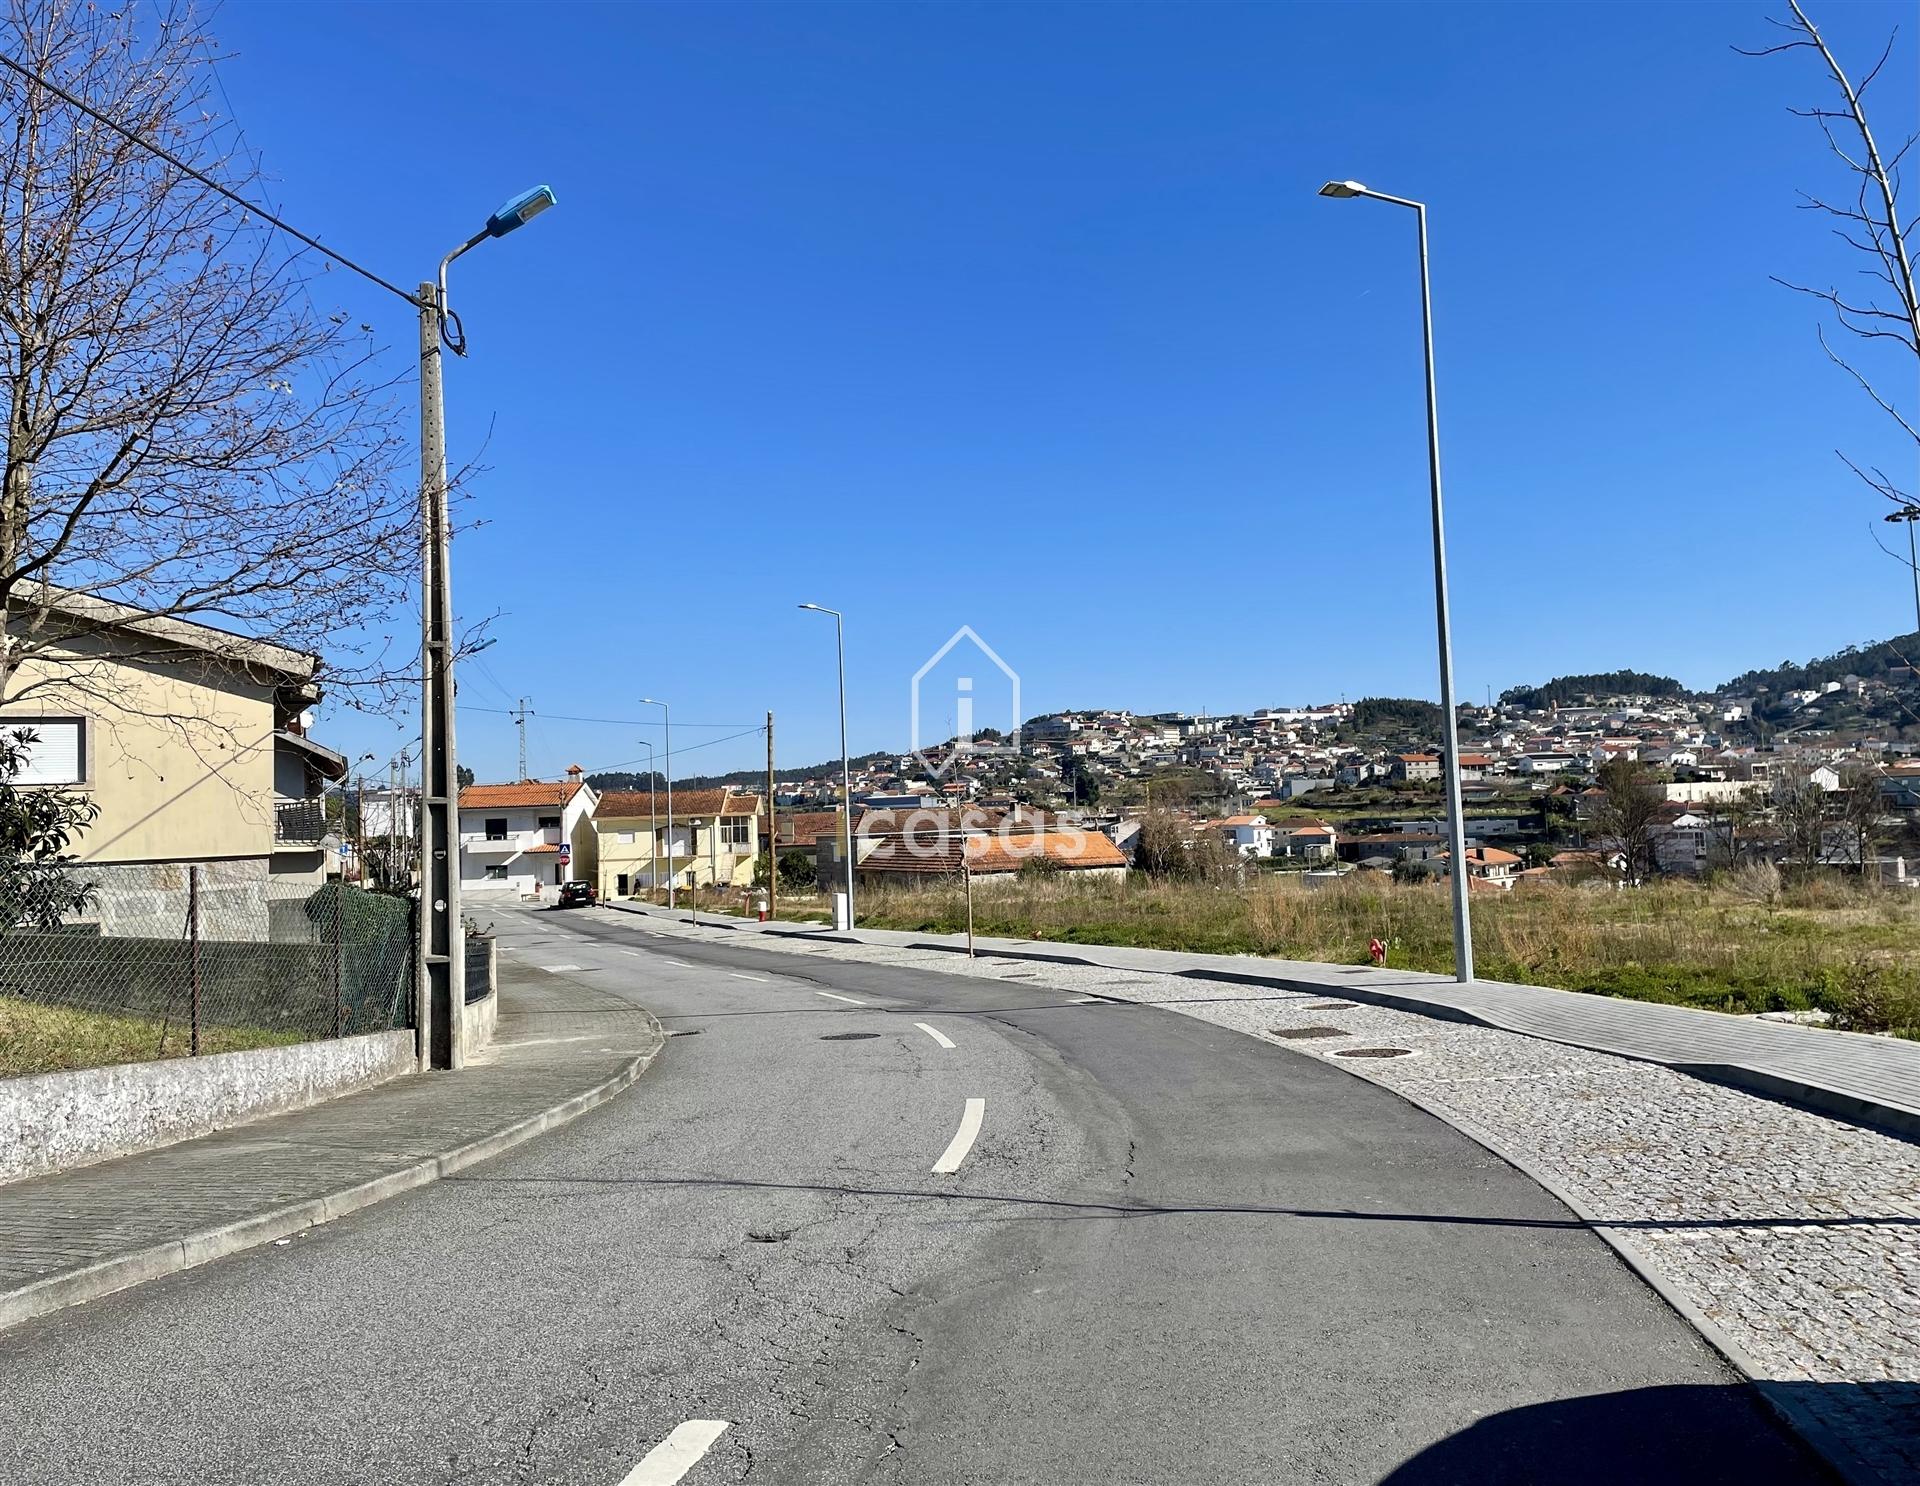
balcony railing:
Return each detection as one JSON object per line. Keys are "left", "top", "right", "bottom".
{"left": 275, "top": 797, "right": 328, "bottom": 844}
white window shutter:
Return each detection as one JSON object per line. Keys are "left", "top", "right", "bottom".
{"left": 11, "top": 721, "right": 82, "bottom": 785}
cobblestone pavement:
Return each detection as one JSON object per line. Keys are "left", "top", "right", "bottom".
{"left": 623, "top": 913, "right": 1920, "bottom": 1485}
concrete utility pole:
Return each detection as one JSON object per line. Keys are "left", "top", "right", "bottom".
{"left": 1317, "top": 179, "right": 1475, "bottom": 983}
{"left": 417, "top": 184, "right": 558, "bottom": 1072}
{"left": 798, "top": 603, "right": 854, "bottom": 929}
{"left": 766, "top": 711, "right": 776, "bottom": 921}
{"left": 511, "top": 698, "right": 534, "bottom": 781}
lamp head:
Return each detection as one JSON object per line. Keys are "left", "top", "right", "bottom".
{"left": 485, "top": 185, "right": 558, "bottom": 238}
{"left": 1318, "top": 180, "right": 1367, "bottom": 199}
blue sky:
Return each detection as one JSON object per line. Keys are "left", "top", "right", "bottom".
{"left": 210, "top": 1, "right": 1917, "bottom": 784}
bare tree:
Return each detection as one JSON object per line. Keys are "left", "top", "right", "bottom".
{"left": 1741, "top": 3, "right": 1919, "bottom": 565}
{"left": 1774, "top": 768, "right": 1832, "bottom": 876}
{"left": 0, "top": 0, "right": 418, "bottom": 725}
{"left": 1834, "top": 765, "right": 1885, "bottom": 870}
{"left": 1702, "top": 785, "right": 1766, "bottom": 873}
{"left": 1591, "top": 757, "right": 1662, "bottom": 886}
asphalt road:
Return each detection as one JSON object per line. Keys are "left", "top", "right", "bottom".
{"left": 0, "top": 903, "right": 1825, "bottom": 1485}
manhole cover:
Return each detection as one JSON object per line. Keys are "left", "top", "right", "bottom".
{"left": 1269, "top": 1025, "right": 1349, "bottom": 1040}
{"left": 747, "top": 1229, "right": 793, "bottom": 1243}
{"left": 1334, "top": 1047, "right": 1415, "bottom": 1059}
{"left": 1303, "top": 1002, "right": 1358, "bottom": 1012}
{"left": 820, "top": 1032, "right": 880, "bottom": 1041}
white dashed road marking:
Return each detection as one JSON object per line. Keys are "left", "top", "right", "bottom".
{"left": 618, "top": 1419, "right": 731, "bottom": 1485}
{"left": 662, "top": 959, "right": 692, "bottom": 968}
{"left": 815, "top": 990, "right": 865, "bottom": 1006}
{"left": 618, "top": 949, "right": 645, "bottom": 957}
{"left": 728, "top": 973, "right": 768, "bottom": 983}
{"left": 933, "top": 1098, "right": 986, "bottom": 1174}
{"left": 914, "top": 1022, "right": 957, "bottom": 1050}
{"left": 541, "top": 965, "right": 584, "bottom": 974}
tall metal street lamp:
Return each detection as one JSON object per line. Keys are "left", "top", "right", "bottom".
{"left": 1887, "top": 506, "right": 1920, "bottom": 637}
{"left": 641, "top": 699, "right": 674, "bottom": 909}
{"left": 798, "top": 603, "right": 855, "bottom": 929}
{"left": 418, "top": 185, "right": 558, "bottom": 1070}
{"left": 1317, "top": 179, "right": 1474, "bottom": 983}
{"left": 638, "top": 740, "right": 659, "bottom": 902}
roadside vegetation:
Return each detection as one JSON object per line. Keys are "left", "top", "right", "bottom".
{"left": 0, "top": 998, "right": 305, "bottom": 1079}
{"left": 711, "top": 872, "right": 1920, "bottom": 1038}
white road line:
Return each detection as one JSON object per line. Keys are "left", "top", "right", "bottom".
{"left": 815, "top": 990, "right": 865, "bottom": 1006}
{"left": 932, "top": 1098, "right": 986, "bottom": 1174}
{"left": 541, "top": 964, "right": 585, "bottom": 974}
{"left": 618, "top": 1419, "right": 731, "bottom": 1485}
{"left": 662, "top": 959, "right": 691, "bottom": 968}
{"left": 618, "top": 949, "right": 645, "bottom": 957}
{"left": 728, "top": 973, "right": 768, "bottom": 983}
{"left": 914, "top": 1022, "right": 957, "bottom": 1050}
{"left": 1070, "top": 995, "right": 1102, "bottom": 1004}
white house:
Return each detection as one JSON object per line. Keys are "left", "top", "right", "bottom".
{"left": 459, "top": 768, "right": 599, "bottom": 897}
{"left": 1217, "top": 815, "right": 1281, "bottom": 858}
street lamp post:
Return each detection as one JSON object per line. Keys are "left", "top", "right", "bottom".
{"left": 641, "top": 699, "right": 673, "bottom": 909}
{"left": 1317, "top": 179, "right": 1474, "bottom": 983}
{"left": 798, "top": 603, "right": 855, "bottom": 929}
{"left": 1887, "top": 507, "right": 1920, "bottom": 637}
{"left": 639, "top": 739, "right": 658, "bottom": 903}
{"left": 418, "top": 185, "right": 557, "bottom": 1070}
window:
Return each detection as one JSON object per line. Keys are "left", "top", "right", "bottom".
{"left": 722, "top": 817, "right": 751, "bottom": 848}
{"left": 484, "top": 865, "right": 507, "bottom": 881}
{"left": 485, "top": 818, "right": 508, "bottom": 840}
{"left": 538, "top": 816, "right": 561, "bottom": 830}
{"left": 2, "top": 718, "right": 85, "bottom": 785}
{"left": 617, "top": 831, "right": 635, "bottom": 844}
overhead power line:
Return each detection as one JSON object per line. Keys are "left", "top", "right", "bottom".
{"left": 0, "top": 48, "right": 421, "bottom": 308}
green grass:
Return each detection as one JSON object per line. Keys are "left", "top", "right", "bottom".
{"left": 850, "top": 875, "right": 1920, "bottom": 1037}
{"left": 0, "top": 996, "right": 307, "bottom": 1078}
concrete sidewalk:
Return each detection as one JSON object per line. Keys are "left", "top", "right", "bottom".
{"left": 608, "top": 900, "right": 1920, "bottom": 1141}
{"left": 0, "top": 963, "right": 663, "bottom": 1334}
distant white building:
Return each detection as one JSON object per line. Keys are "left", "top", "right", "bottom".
{"left": 458, "top": 768, "right": 599, "bottom": 897}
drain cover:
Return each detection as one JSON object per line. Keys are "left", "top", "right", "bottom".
{"left": 820, "top": 1031, "right": 880, "bottom": 1041}
{"left": 1302, "top": 1002, "right": 1358, "bottom": 1012}
{"left": 747, "top": 1229, "right": 793, "bottom": 1243}
{"left": 1334, "top": 1047, "right": 1414, "bottom": 1059}
{"left": 1269, "top": 1025, "right": 1348, "bottom": 1040}
{"left": 665, "top": 1028, "right": 703, "bottom": 1037}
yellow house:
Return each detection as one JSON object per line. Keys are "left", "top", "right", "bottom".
{"left": 592, "top": 788, "right": 762, "bottom": 898}
{"left": 1, "top": 588, "right": 346, "bottom": 932}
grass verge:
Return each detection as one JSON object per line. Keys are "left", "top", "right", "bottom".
{"left": 0, "top": 996, "right": 307, "bottom": 1079}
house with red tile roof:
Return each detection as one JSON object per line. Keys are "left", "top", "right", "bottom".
{"left": 458, "top": 766, "right": 598, "bottom": 897}
{"left": 591, "top": 788, "right": 762, "bottom": 897}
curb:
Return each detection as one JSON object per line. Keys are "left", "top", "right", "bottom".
{"left": 0, "top": 1018, "right": 666, "bottom": 1337}
{"left": 1270, "top": 1041, "right": 1864, "bottom": 1486}
{"left": 604, "top": 906, "right": 1880, "bottom": 1484}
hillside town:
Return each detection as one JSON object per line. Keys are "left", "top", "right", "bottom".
{"left": 405, "top": 655, "right": 1920, "bottom": 905}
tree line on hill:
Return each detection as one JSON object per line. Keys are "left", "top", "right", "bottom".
{"left": 1500, "top": 672, "right": 1686, "bottom": 710}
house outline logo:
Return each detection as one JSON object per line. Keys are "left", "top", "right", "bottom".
{"left": 911, "top": 626, "right": 1020, "bottom": 780}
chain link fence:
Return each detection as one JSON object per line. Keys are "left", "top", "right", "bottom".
{"left": 0, "top": 862, "right": 416, "bottom": 1080}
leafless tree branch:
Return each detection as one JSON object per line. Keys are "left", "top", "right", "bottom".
{"left": 0, "top": 0, "right": 431, "bottom": 718}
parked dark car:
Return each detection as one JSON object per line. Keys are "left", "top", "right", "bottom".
{"left": 556, "top": 880, "right": 597, "bottom": 908}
